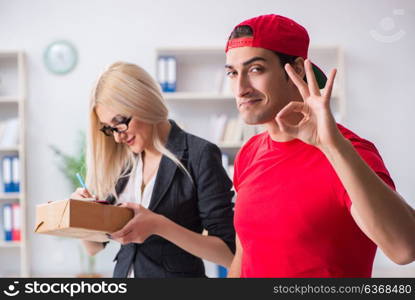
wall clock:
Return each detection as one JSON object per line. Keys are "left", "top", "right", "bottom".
{"left": 44, "top": 40, "right": 78, "bottom": 75}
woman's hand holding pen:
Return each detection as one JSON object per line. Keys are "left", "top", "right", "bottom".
{"left": 70, "top": 173, "right": 97, "bottom": 200}
{"left": 70, "top": 187, "right": 97, "bottom": 200}
{"left": 109, "top": 202, "right": 164, "bottom": 244}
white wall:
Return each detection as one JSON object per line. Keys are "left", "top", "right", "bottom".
{"left": 0, "top": 0, "right": 414, "bottom": 277}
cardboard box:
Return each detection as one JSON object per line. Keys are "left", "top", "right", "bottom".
{"left": 34, "top": 199, "right": 134, "bottom": 242}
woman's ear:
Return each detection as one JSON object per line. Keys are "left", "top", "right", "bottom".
{"left": 292, "top": 57, "right": 305, "bottom": 78}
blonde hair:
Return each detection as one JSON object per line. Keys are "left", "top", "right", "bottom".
{"left": 86, "top": 62, "right": 191, "bottom": 200}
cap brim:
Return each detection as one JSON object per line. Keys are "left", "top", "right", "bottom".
{"left": 311, "top": 63, "right": 327, "bottom": 89}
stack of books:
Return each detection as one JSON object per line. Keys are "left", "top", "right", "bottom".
{"left": 209, "top": 114, "right": 263, "bottom": 146}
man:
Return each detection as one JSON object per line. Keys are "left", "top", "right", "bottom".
{"left": 225, "top": 14, "right": 415, "bottom": 277}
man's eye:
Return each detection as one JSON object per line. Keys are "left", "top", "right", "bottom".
{"left": 250, "top": 66, "right": 263, "bottom": 73}
{"left": 226, "top": 70, "right": 236, "bottom": 78}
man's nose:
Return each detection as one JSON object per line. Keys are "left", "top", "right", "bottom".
{"left": 236, "top": 74, "right": 253, "bottom": 98}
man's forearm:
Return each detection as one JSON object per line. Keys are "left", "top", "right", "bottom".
{"left": 321, "top": 137, "right": 415, "bottom": 264}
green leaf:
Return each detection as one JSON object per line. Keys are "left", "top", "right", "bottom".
{"left": 49, "top": 131, "right": 87, "bottom": 190}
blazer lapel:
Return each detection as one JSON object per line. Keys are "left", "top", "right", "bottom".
{"left": 148, "top": 120, "right": 187, "bottom": 211}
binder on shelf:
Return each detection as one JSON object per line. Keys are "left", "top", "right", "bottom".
{"left": 166, "top": 56, "right": 176, "bottom": 92}
{"left": 2, "top": 156, "right": 13, "bottom": 193}
{"left": 157, "top": 56, "right": 167, "bottom": 92}
{"left": 3, "top": 203, "right": 12, "bottom": 241}
{"left": 11, "top": 203, "right": 20, "bottom": 241}
{"left": 209, "top": 114, "right": 227, "bottom": 143}
{"left": 157, "top": 56, "right": 177, "bottom": 93}
{"left": 11, "top": 156, "right": 19, "bottom": 193}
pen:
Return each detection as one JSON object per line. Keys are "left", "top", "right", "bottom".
{"left": 76, "top": 172, "right": 88, "bottom": 190}
{"left": 75, "top": 173, "right": 108, "bottom": 204}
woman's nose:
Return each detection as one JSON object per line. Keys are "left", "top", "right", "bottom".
{"left": 113, "top": 131, "right": 126, "bottom": 143}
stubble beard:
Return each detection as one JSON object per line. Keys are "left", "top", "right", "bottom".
{"left": 240, "top": 105, "right": 279, "bottom": 125}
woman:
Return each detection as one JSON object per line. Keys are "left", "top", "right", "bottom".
{"left": 71, "top": 62, "right": 235, "bottom": 278}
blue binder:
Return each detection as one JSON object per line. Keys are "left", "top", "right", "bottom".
{"left": 3, "top": 204, "right": 12, "bottom": 241}
{"left": 11, "top": 156, "right": 20, "bottom": 193}
{"left": 2, "top": 156, "right": 13, "bottom": 193}
{"left": 157, "top": 56, "right": 168, "bottom": 92}
{"left": 166, "top": 56, "right": 176, "bottom": 92}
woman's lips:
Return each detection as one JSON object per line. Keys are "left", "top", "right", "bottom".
{"left": 126, "top": 136, "right": 135, "bottom": 146}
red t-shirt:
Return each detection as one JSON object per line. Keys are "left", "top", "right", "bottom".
{"left": 233, "top": 124, "right": 395, "bottom": 278}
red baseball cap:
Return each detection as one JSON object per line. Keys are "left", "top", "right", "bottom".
{"left": 226, "top": 14, "right": 327, "bottom": 89}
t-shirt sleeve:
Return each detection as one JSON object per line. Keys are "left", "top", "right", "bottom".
{"left": 341, "top": 137, "right": 396, "bottom": 210}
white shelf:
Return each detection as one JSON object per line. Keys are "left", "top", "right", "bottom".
{"left": 0, "top": 193, "right": 21, "bottom": 200}
{"left": 0, "top": 97, "right": 20, "bottom": 103}
{"left": 0, "top": 146, "right": 20, "bottom": 152}
{"left": 0, "top": 241, "right": 21, "bottom": 248}
{"left": 0, "top": 52, "right": 19, "bottom": 59}
{"left": 163, "top": 92, "right": 234, "bottom": 101}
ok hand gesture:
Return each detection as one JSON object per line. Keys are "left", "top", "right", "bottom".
{"left": 276, "top": 59, "right": 344, "bottom": 151}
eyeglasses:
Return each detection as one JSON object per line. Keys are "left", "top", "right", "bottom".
{"left": 100, "top": 116, "right": 132, "bottom": 137}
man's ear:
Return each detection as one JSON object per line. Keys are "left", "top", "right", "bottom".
{"left": 292, "top": 57, "right": 305, "bottom": 78}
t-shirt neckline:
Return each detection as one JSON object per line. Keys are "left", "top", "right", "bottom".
{"left": 266, "top": 133, "right": 304, "bottom": 150}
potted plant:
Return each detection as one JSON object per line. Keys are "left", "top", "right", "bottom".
{"left": 50, "top": 132, "right": 101, "bottom": 278}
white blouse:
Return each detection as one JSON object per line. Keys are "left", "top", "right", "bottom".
{"left": 117, "top": 153, "right": 156, "bottom": 208}
{"left": 117, "top": 153, "right": 157, "bottom": 278}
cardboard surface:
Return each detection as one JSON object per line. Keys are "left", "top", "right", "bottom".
{"left": 34, "top": 199, "right": 134, "bottom": 242}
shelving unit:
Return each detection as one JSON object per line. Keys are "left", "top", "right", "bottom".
{"left": 0, "top": 51, "right": 28, "bottom": 277}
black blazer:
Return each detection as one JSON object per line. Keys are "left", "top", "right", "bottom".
{"left": 106, "top": 120, "right": 235, "bottom": 278}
